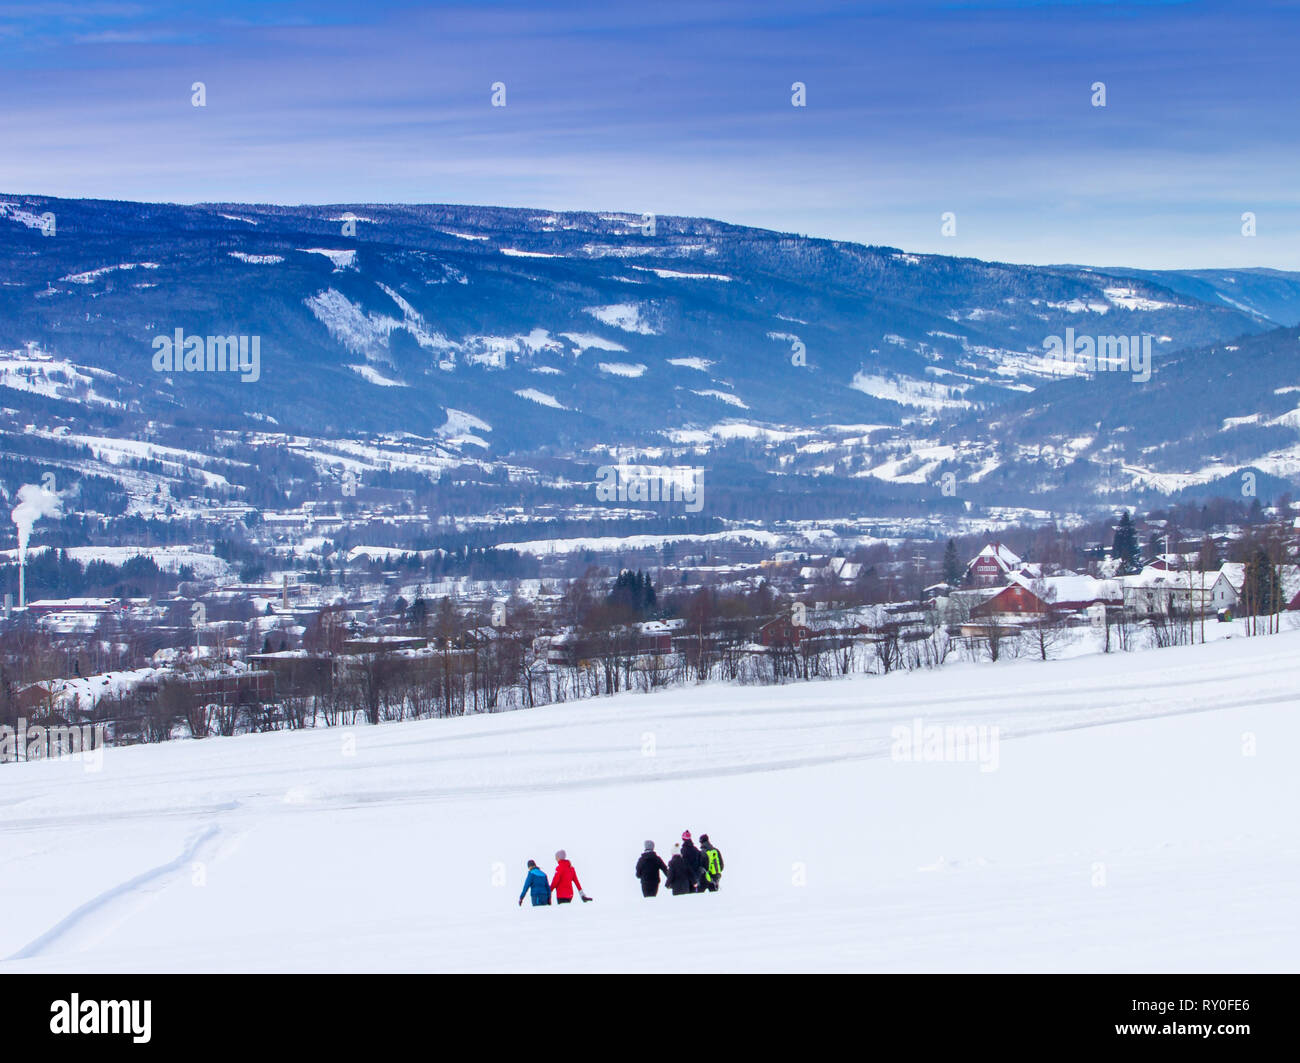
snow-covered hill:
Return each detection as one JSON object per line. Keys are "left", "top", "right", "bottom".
{"left": 3, "top": 194, "right": 1299, "bottom": 521}
{"left": 2, "top": 629, "right": 1296, "bottom": 972}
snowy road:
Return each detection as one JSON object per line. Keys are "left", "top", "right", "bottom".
{"left": 1, "top": 629, "right": 1297, "bottom": 972}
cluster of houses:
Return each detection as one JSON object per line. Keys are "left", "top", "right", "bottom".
{"left": 933, "top": 542, "right": 1300, "bottom": 635}
{"left": 7, "top": 531, "right": 1299, "bottom": 730}
{"left": 10, "top": 659, "right": 275, "bottom": 723}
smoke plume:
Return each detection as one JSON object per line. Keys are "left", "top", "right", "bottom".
{"left": 11, "top": 483, "right": 63, "bottom": 565}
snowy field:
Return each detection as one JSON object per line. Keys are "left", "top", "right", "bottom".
{"left": 1, "top": 630, "right": 1297, "bottom": 973}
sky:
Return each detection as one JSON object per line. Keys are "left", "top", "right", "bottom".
{"left": 1, "top": 0, "right": 1297, "bottom": 269}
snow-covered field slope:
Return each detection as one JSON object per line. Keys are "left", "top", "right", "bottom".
{"left": 1, "top": 630, "right": 1297, "bottom": 972}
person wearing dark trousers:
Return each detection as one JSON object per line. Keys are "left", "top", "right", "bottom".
{"left": 635, "top": 840, "right": 669, "bottom": 897}
{"left": 550, "top": 849, "right": 590, "bottom": 903}
{"left": 665, "top": 843, "right": 694, "bottom": 895}
{"left": 680, "top": 831, "right": 705, "bottom": 892}
{"left": 700, "top": 834, "right": 724, "bottom": 892}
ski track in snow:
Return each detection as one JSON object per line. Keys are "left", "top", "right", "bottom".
{"left": 0, "top": 646, "right": 1293, "bottom": 823}
{"left": 2, "top": 668, "right": 1280, "bottom": 825}
{"left": 6, "top": 826, "right": 222, "bottom": 961}
{"left": 0, "top": 631, "right": 1297, "bottom": 971}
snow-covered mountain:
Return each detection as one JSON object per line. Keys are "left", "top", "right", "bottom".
{"left": 2, "top": 192, "right": 1297, "bottom": 516}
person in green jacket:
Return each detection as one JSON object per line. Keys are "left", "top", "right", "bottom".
{"left": 700, "top": 834, "right": 724, "bottom": 892}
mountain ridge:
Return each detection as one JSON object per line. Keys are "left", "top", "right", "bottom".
{"left": 2, "top": 192, "right": 1297, "bottom": 522}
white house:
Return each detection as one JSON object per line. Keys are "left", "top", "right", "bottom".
{"left": 1119, "top": 567, "right": 1191, "bottom": 617}
{"left": 1121, "top": 565, "right": 1238, "bottom": 617}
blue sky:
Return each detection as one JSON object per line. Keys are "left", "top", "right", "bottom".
{"left": 1, "top": 0, "right": 1296, "bottom": 268}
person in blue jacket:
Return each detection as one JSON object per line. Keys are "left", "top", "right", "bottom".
{"left": 519, "top": 859, "right": 551, "bottom": 906}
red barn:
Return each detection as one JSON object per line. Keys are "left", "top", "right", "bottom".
{"left": 969, "top": 582, "right": 1048, "bottom": 617}
{"left": 759, "top": 617, "right": 812, "bottom": 647}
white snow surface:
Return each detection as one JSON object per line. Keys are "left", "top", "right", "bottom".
{"left": 691, "top": 389, "right": 749, "bottom": 408}
{"left": 559, "top": 332, "right": 627, "bottom": 354}
{"left": 1, "top": 631, "right": 1296, "bottom": 972}
{"left": 1, "top": 545, "right": 231, "bottom": 578}
{"left": 349, "top": 365, "right": 407, "bottom": 387}
{"left": 514, "top": 388, "right": 567, "bottom": 409}
{"left": 597, "top": 362, "right": 647, "bottom": 378}
{"left": 59, "top": 262, "right": 160, "bottom": 284}
{"left": 299, "top": 248, "right": 357, "bottom": 270}
{"left": 582, "top": 303, "right": 657, "bottom": 334}
{"left": 631, "top": 266, "right": 731, "bottom": 281}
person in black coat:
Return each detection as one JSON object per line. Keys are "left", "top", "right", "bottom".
{"left": 635, "top": 840, "right": 669, "bottom": 897}
{"left": 680, "top": 831, "right": 705, "bottom": 892}
{"left": 665, "top": 844, "right": 694, "bottom": 895}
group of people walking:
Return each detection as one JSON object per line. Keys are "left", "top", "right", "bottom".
{"left": 637, "top": 831, "right": 724, "bottom": 896}
{"left": 517, "top": 850, "right": 592, "bottom": 906}
{"left": 517, "top": 832, "right": 724, "bottom": 906}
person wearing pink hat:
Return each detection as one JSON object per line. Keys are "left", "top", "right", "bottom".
{"left": 679, "top": 831, "right": 705, "bottom": 893}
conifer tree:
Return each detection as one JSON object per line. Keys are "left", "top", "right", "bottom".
{"left": 1112, "top": 511, "right": 1141, "bottom": 575}
{"left": 942, "top": 539, "right": 964, "bottom": 586}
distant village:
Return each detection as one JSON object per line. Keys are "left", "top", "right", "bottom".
{"left": 2, "top": 499, "right": 1297, "bottom": 756}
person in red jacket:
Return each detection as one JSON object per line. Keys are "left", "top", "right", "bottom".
{"left": 550, "top": 850, "right": 591, "bottom": 904}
